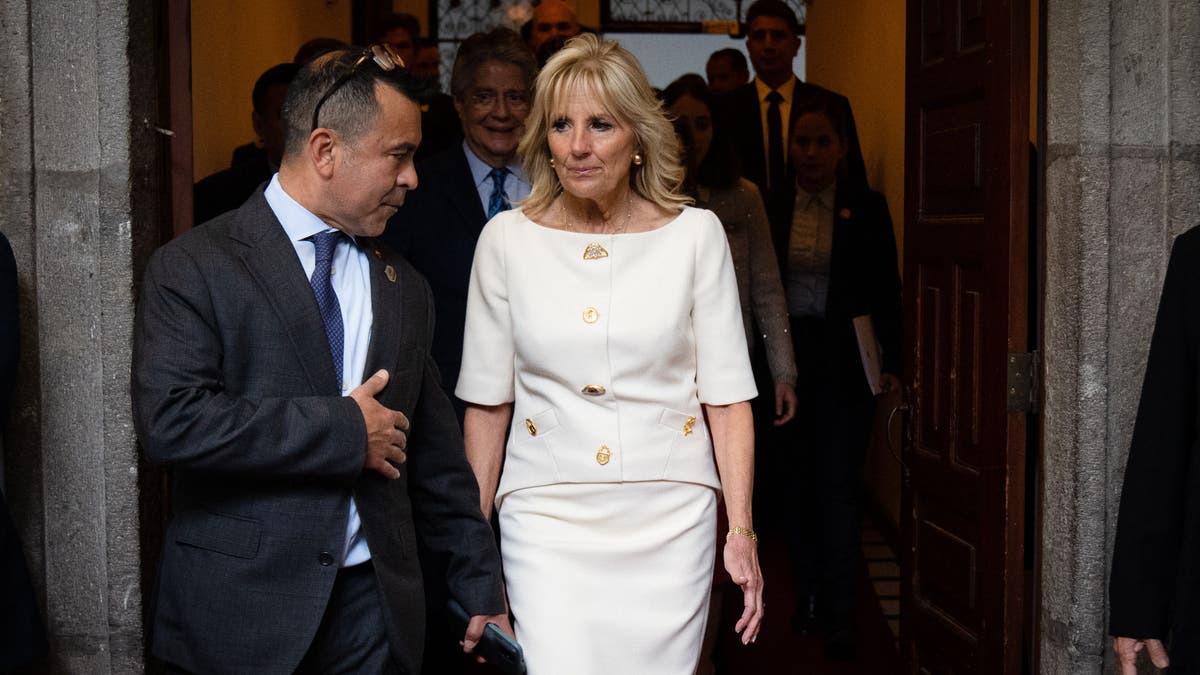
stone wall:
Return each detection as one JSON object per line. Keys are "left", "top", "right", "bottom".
{"left": 1041, "top": 0, "right": 1200, "bottom": 671}
{"left": 0, "top": 0, "right": 164, "bottom": 671}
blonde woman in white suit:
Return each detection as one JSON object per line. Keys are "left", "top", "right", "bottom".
{"left": 457, "top": 34, "right": 764, "bottom": 675}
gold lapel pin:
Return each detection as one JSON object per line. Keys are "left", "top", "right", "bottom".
{"left": 384, "top": 265, "right": 396, "bottom": 283}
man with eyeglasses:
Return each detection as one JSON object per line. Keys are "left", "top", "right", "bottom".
{"left": 133, "top": 45, "right": 509, "bottom": 675}
{"left": 384, "top": 28, "right": 536, "bottom": 428}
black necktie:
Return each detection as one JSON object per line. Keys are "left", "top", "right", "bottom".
{"left": 308, "top": 231, "right": 345, "bottom": 388}
{"left": 766, "top": 90, "right": 785, "bottom": 190}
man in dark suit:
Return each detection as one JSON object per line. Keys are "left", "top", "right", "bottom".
{"left": 1110, "top": 225, "right": 1200, "bottom": 674}
{"left": 384, "top": 28, "right": 536, "bottom": 423}
{"left": 132, "top": 46, "right": 509, "bottom": 674}
{"left": 714, "top": 0, "right": 868, "bottom": 229}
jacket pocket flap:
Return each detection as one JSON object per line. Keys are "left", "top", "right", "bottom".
{"left": 658, "top": 408, "right": 702, "bottom": 436}
{"left": 174, "top": 511, "right": 262, "bottom": 559}
{"left": 520, "top": 408, "right": 560, "bottom": 437}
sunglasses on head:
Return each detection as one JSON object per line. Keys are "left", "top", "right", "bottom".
{"left": 310, "top": 44, "right": 407, "bottom": 132}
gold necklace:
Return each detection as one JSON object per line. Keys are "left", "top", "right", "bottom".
{"left": 561, "top": 192, "right": 633, "bottom": 261}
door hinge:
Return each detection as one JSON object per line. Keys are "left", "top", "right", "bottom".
{"left": 1006, "top": 350, "right": 1039, "bottom": 414}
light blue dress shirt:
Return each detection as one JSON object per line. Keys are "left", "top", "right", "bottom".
{"left": 264, "top": 175, "right": 374, "bottom": 567}
{"left": 463, "top": 141, "right": 530, "bottom": 214}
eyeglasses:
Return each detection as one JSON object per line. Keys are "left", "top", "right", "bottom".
{"left": 310, "top": 44, "right": 406, "bottom": 133}
{"left": 467, "top": 89, "right": 531, "bottom": 112}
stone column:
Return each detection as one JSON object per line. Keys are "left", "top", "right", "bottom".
{"left": 1041, "top": 0, "right": 1200, "bottom": 672}
{"left": 0, "top": 0, "right": 164, "bottom": 671}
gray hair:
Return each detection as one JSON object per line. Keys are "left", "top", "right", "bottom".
{"left": 450, "top": 28, "right": 537, "bottom": 103}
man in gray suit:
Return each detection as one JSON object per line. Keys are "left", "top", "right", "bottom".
{"left": 132, "top": 46, "right": 509, "bottom": 674}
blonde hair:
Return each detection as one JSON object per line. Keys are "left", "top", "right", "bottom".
{"left": 518, "top": 34, "right": 690, "bottom": 214}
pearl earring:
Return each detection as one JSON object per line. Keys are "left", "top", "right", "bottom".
{"left": 549, "top": 157, "right": 556, "bottom": 168}
{"left": 632, "top": 153, "right": 643, "bottom": 166}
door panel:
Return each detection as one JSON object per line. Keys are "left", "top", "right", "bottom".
{"left": 902, "top": 0, "right": 1029, "bottom": 672}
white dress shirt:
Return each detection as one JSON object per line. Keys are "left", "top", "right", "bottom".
{"left": 786, "top": 182, "right": 836, "bottom": 317}
{"left": 264, "top": 174, "right": 374, "bottom": 567}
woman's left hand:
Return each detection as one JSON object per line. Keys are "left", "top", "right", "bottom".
{"left": 724, "top": 531, "right": 764, "bottom": 644}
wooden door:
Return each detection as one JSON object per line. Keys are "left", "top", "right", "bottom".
{"left": 901, "top": 0, "right": 1030, "bottom": 672}
{"left": 167, "top": 0, "right": 193, "bottom": 238}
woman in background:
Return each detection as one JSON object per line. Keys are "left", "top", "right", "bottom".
{"left": 457, "top": 36, "right": 763, "bottom": 674}
{"left": 776, "top": 96, "right": 901, "bottom": 659}
{"left": 662, "top": 75, "right": 797, "bottom": 427}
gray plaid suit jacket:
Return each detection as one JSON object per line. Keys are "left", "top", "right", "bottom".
{"left": 132, "top": 191, "right": 504, "bottom": 674}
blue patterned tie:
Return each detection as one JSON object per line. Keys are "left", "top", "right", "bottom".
{"left": 308, "top": 230, "right": 345, "bottom": 388}
{"left": 486, "top": 167, "right": 511, "bottom": 219}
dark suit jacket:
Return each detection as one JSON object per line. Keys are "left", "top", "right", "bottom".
{"left": 383, "top": 145, "right": 486, "bottom": 420}
{"left": 1110, "top": 224, "right": 1200, "bottom": 669}
{"left": 771, "top": 183, "right": 902, "bottom": 387}
{"left": 416, "top": 94, "right": 462, "bottom": 162}
{"left": 714, "top": 78, "right": 869, "bottom": 231}
{"left": 132, "top": 191, "right": 505, "bottom": 675}
{"left": 0, "top": 232, "right": 48, "bottom": 672}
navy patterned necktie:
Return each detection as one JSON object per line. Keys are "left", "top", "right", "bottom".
{"left": 308, "top": 230, "right": 345, "bottom": 388}
{"left": 486, "top": 167, "right": 511, "bottom": 219}
{"left": 766, "top": 90, "right": 785, "bottom": 190}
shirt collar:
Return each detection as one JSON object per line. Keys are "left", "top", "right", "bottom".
{"left": 264, "top": 174, "right": 358, "bottom": 244}
{"left": 463, "top": 141, "right": 527, "bottom": 190}
{"left": 755, "top": 77, "right": 794, "bottom": 106}
{"left": 795, "top": 181, "right": 837, "bottom": 211}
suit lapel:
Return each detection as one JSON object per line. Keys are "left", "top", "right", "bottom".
{"left": 231, "top": 193, "right": 339, "bottom": 394}
{"left": 445, "top": 148, "right": 488, "bottom": 233}
{"left": 738, "top": 84, "right": 766, "bottom": 188}
{"left": 788, "top": 77, "right": 806, "bottom": 132}
{"left": 827, "top": 185, "right": 856, "bottom": 317}
{"left": 359, "top": 239, "right": 414, "bottom": 384}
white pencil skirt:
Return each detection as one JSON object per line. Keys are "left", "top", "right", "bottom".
{"left": 498, "top": 480, "right": 718, "bottom": 675}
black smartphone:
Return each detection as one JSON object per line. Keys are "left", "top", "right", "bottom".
{"left": 446, "top": 598, "right": 527, "bottom": 675}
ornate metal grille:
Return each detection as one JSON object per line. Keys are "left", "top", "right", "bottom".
{"left": 436, "top": 0, "right": 534, "bottom": 40}
{"left": 435, "top": 0, "right": 808, "bottom": 40}
{"left": 603, "top": 0, "right": 806, "bottom": 25}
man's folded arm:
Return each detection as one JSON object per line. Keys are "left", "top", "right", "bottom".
{"left": 132, "top": 245, "right": 365, "bottom": 483}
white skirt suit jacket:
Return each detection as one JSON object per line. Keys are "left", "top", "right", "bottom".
{"left": 456, "top": 206, "right": 758, "bottom": 504}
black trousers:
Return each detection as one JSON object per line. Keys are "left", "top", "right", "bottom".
{"left": 768, "top": 316, "right": 875, "bottom": 630}
{"left": 161, "top": 561, "right": 399, "bottom": 675}
{"left": 295, "top": 560, "right": 399, "bottom": 675}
